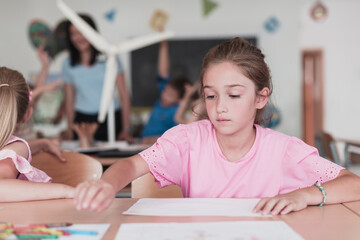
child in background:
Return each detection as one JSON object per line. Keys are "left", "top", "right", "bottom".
{"left": 0, "top": 67, "right": 74, "bottom": 202}
{"left": 73, "top": 37, "right": 360, "bottom": 215}
{"left": 16, "top": 46, "right": 63, "bottom": 141}
{"left": 140, "top": 40, "right": 189, "bottom": 144}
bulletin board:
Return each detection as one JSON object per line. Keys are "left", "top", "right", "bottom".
{"left": 131, "top": 37, "right": 257, "bottom": 107}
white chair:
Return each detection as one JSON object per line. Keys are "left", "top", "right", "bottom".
{"left": 315, "top": 131, "right": 341, "bottom": 165}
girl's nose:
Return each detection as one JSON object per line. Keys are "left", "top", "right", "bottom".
{"left": 216, "top": 97, "right": 228, "bottom": 113}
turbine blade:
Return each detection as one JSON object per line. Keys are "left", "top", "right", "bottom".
{"left": 116, "top": 31, "right": 175, "bottom": 53}
{"left": 57, "top": 0, "right": 111, "bottom": 53}
{"left": 98, "top": 55, "right": 117, "bottom": 122}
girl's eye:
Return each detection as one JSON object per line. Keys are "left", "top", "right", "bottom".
{"left": 229, "top": 95, "right": 240, "bottom": 98}
{"left": 206, "top": 95, "right": 215, "bottom": 99}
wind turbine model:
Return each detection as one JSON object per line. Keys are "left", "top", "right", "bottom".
{"left": 57, "top": 0, "right": 175, "bottom": 143}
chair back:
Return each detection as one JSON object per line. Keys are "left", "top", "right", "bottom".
{"left": 132, "top": 173, "right": 183, "bottom": 198}
{"left": 31, "top": 152, "right": 103, "bottom": 187}
{"left": 315, "top": 131, "right": 340, "bottom": 164}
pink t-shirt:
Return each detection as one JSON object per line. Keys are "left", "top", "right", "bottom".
{"left": 140, "top": 120, "right": 344, "bottom": 198}
{"left": 0, "top": 136, "right": 51, "bottom": 183}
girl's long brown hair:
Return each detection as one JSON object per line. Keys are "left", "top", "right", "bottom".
{"left": 198, "top": 37, "right": 273, "bottom": 124}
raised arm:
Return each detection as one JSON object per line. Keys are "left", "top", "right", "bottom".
{"left": 175, "top": 82, "right": 200, "bottom": 124}
{"left": 175, "top": 84, "right": 192, "bottom": 124}
{"left": 34, "top": 46, "right": 50, "bottom": 89}
{"left": 30, "top": 46, "right": 51, "bottom": 103}
{"left": 74, "top": 154, "right": 149, "bottom": 212}
{"left": 158, "top": 40, "right": 170, "bottom": 78}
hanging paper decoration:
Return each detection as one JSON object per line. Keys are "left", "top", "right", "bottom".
{"left": 202, "top": 0, "right": 218, "bottom": 17}
{"left": 264, "top": 16, "right": 280, "bottom": 33}
{"left": 310, "top": 0, "right": 328, "bottom": 22}
{"left": 149, "top": 9, "right": 168, "bottom": 31}
{"left": 104, "top": 9, "right": 117, "bottom": 22}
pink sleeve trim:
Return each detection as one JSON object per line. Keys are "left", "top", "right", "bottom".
{"left": 0, "top": 149, "right": 51, "bottom": 183}
{"left": 139, "top": 145, "right": 173, "bottom": 188}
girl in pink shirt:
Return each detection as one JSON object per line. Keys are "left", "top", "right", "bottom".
{"left": 0, "top": 67, "right": 74, "bottom": 202}
{"left": 74, "top": 37, "right": 360, "bottom": 215}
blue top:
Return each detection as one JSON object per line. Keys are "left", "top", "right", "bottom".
{"left": 62, "top": 56, "right": 123, "bottom": 114}
{"left": 141, "top": 75, "right": 179, "bottom": 137}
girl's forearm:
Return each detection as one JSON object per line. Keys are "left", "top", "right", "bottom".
{"left": 175, "top": 97, "right": 191, "bottom": 124}
{"left": 121, "top": 100, "right": 131, "bottom": 132}
{"left": 318, "top": 170, "right": 360, "bottom": 204}
{"left": 101, "top": 159, "right": 135, "bottom": 192}
{"left": 300, "top": 170, "right": 360, "bottom": 206}
{"left": 101, "top": 155, "right": 149, "bottom": 192}
{"left": 0, "top": 179, "right": 74, "bottom": 202}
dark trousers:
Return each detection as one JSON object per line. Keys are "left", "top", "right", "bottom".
{"left": 74, "top": 110, "right": 122, "bottom": 141}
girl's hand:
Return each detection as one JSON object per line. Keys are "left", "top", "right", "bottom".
{"left": 117, "top": 130, "right": 133, "bottom": 143}
{"left": 73, "top": 122, "right": 98, "bottom": 138}
{"left": 72, "top": 123, "right": 99, "bottom": 148}
{"left": 74, "top": 179, "right": 116, "bottom": 212}
{"left": 29, "top": 139, "right": 65, "bottom": 162}
{"left": 42, "top": 139, "right": 66, "bottom": 162}
{"left": 253, "top": 191, "right": 308, "bottom": 215}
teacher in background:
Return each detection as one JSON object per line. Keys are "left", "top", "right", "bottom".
{"left": 62, "top": 14, "right": 132, "bottom": 142}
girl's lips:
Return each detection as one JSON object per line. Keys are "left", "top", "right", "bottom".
{"left": 216, "top": 118, "right": 230, "bottom": 122}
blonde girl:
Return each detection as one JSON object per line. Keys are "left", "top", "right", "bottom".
{"left": 0, "top": 67, "right": 74, "bottom": 202}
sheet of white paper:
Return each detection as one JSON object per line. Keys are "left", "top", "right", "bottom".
{"left": 115, "top": 221, "right": 304, "bottom": 240}
{"left": 123, "top": 198, "right": 265, "bottom": 217}
{"left": 56, "top": 224, "right": 110, "bottom": 240}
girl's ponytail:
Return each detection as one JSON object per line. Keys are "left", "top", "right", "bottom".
{"left": 0, "top": 67, "right": 30, "bottom": 149}
{"left": 0, "top": 85, "right": 17, "bottom": 149}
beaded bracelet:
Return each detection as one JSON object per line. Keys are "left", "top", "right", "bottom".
{"left": 314, "top": 182, "right": 326, "bottom": 207}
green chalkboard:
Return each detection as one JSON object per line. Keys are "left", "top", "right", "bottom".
{"left": 131, "top": 37, "right": 257, "bottom": 107}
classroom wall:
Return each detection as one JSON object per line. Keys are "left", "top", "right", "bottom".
{"left": 301, "top": 0, "right": 360, "bottom": 140}
{"left": 0, "top": 0, "right": 301, "bottom": 137}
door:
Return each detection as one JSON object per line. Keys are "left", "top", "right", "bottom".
{"left": 302, "top": 50, "right": 324, "bottom": 146}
